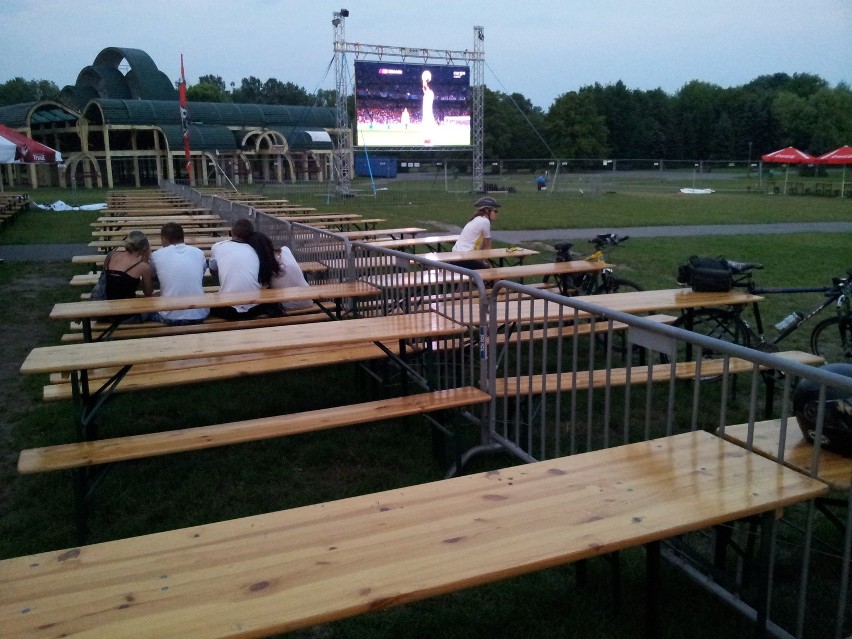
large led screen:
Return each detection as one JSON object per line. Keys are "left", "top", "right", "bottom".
{"left": 354, "top": 60, "right": 471, "bottom": 147}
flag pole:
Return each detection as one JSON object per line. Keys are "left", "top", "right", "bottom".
{"left": 179, "top": 54, "right": 192, "bottom": 181}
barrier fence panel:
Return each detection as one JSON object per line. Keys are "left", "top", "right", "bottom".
{"left": 351, "top": 243, "right": 488, "bottom": 396}
{"left": 288, "top": 221, "right": 351, "bottom": 286}
{"left": 484, "top": 280, "right": 852, "bottom": 639}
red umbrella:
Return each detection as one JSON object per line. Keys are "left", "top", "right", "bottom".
{"left": 760, "top": 146, "right": 817, "bottom": 194}
{"left": 817, "top": 145, "right": 852, "bottom": 196}
{"left": 0, "top": 124, "right": 62, "bottom": 164}
{"left": 761, "top": 146, "right": 817, "bottom": 164}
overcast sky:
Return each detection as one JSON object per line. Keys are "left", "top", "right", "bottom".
{"left": 1, "top": 0, "right": 850, "bottom": 109}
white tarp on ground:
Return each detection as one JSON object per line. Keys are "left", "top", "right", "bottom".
{"left": 679, "top": 188, "right": 715, "bottom": 195}
{"left": 34, "top": 200, "right": 108, "bottom": 211}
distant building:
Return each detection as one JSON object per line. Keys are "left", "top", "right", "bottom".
{"left": 0, "top": 47, "right": 342, "bottom": 189}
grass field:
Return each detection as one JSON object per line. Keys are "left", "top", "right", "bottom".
{"left": 0, "top": 185, "right": 849, "bottom": 638}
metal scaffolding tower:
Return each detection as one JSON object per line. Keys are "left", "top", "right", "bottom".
{"left": 331, "top": 10, "right": 484, "bottom": 195}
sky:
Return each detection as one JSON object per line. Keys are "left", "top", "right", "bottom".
{"left": 1, "top": 0, "right": 850, "bottom": 109}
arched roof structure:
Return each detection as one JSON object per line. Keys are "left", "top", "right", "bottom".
{"left": 61, "top": 47, "right": 176, "bottom": 110}
{"left": 0, "top": 47, "right": 341, "bottom": 188}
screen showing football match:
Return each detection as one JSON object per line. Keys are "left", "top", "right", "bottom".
{"left": 354, "top": 60, "right": 471, "bottom": 147}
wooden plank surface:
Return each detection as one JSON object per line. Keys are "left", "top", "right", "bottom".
{"left": 19, "top": 387, "right": 491, "bottom": 472}
{"left": 719, "top": 419, "right": 852, "bottom": 491}
{"left": 419, "top": 248, "right": 539, "bottom": 263}
{"left": 50, "top": 281, "right": 374, "bottom": 319}
{"left": 0, "top": 431, "right": 827, "bottom": 639}
{"left": 446, "top": 287, "right": 763, "bottom": 324}
{"left": 22, "top": 311, "right": 466, "bottom": 374}
{"left": 474, "top": 260, "right": 608, "bottom": 281}
{"left": 338, "top": 227, "right": 426, "bottom": 240}
{"left": 495, "top": 350, "right": 825, "bottom": 397}
{"left": 368, "top": 234, "right": 460, "bottom": 250}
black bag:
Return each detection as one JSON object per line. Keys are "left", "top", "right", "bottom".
{"left": 90, "top": 270, "right": 107, "bottom": 300}
{"left": 677, "top": 255, "right": 733, "bottom": 292}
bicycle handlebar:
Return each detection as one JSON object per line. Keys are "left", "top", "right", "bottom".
{"left": 589, "top": 233, "right": 629, "bottom": 248}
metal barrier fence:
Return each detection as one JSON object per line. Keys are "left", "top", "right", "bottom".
{"left": 482, "top": 281, "right": 852, "bottom": 639}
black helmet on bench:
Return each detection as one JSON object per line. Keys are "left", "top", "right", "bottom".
{"left": 793, "top": 363, "right": 852, "bottom": 456}
{"left": 474, "top": 196, "right": 501, "bottom": 210}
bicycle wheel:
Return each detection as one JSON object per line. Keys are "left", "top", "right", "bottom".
{"left": 810, "top": 316, "right": 852, "bottom": 363}
{"left": 605, "top": 277, "right": 643, "bottom": 294}
{"left": 671, "top": 309, "right": 751, "bottom": 361}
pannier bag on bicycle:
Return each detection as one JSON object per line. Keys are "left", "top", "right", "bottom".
{"left": 677, "top": 255, "right": 733, "bottom": 292}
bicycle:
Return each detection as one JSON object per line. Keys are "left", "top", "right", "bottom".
{"left": 674, "top": 260, "right": 852, "bottom": 363}
{"left": 544, "top": 233, "right": 644, "bottom": 297}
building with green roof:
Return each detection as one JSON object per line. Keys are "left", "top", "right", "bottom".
{"left": 0, "top": 47, "right": 343, "bottom": 190}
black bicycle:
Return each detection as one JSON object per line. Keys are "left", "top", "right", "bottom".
{"left": 545, "top": 233, "right": 643, "bottom": 297}
{"left": 674, "top": 261, "right": 852, "bottom": 363}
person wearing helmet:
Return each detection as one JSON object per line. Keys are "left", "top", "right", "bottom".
{"left": 451, "top": 196, "right": 501, "bottom": 270}
{"left": 793, "top": 363, "right": 852, "bottom": 456}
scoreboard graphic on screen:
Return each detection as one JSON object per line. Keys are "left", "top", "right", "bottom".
{"left": 354, "top": 60, "right": 471, "bottom": 148}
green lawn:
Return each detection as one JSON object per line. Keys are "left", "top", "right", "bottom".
{"left": 0, "top": 185, "right": 849, "bottom": 638}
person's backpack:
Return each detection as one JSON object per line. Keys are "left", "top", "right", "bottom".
{"left": 677, "top": 255, "right": 733, "bottom": 292}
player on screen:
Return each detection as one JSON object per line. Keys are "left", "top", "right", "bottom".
{"left": 421, "top": 70, "right": 436, "bottom": 144}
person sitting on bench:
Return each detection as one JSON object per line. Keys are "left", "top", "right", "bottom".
{"left": 149, "top": 222, "right": 209, "bottom": 326}
{"left": 208, "top": 220, "right": 281, "bottom": 320}
{"left": 451, "top": 196, "right": 501, "bottom": 270}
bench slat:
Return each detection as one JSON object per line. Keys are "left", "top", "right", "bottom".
{"left": 493, "top": 314, "right": 678, "bottom": 345}
{"left": 495, "top": 350, "right": 824, "bottom": 397}
{"left": 19, "top": 387, "right": 490, "bottom": 473}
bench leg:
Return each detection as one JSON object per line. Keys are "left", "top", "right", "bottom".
{"left": 645, "top": 540, "right": 661, "bottom": 639}
{"left": 753, "top": 511, "right": 776, "bottom": 639}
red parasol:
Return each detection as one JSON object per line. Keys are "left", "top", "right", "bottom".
{"left": 760, "top": 146, "right": 816, "bottom": 194}
{"left": 817, "top": 145, "right": 852, "bottom": 196}
{"left": 0, "top": 124, "right": 62, "bottom": 164}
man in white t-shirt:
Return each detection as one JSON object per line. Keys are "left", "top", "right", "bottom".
{"left": 208, "top": 218, "right": 262, "bottom": 320}
{"left": 451, "top": 196, "right": 500, "bottom": 269}
{"left": 150, "top": 222, "right": 209, "bottom": 325}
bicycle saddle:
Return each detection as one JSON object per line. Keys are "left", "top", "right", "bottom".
{"left": 726, "top": 259, "right": 764, "bottom": 273}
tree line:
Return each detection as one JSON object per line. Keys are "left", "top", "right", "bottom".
{"left": 2, "top": 72, "right": 849, "bottom": 161}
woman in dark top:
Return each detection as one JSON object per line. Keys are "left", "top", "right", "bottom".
{"left": 101, "top": 230, "right": 154, "bottom": 323}
{"left": 103, "top": 230, "right": 154, "bottom": 299}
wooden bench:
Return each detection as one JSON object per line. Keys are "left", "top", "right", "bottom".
{"left": 338, "top": 227, "right": 427, "bottom": 241}
{"left": 93, "top": 214, "right": 223, "bottom": 227}
{"left": 419, "top": 247, "right": 539, "bottom": 267}
{"left": 58, "top": 306, "right": 331, "bottom": 344}
{"left": 368, "top": 234, "right": 461, "bottom": 252}
{"left": 0, "top": 431, "right": 828, "bottom": 638}
{"left": 492, "top": 313, "right": 679, "bottom": 345}
{"left": 444, "top": 288, "right": 764, "bottom": 326}
{"left": 719, "top": 419, "right": 852, "bottom": 491}
{"left": 91, "top": 226, "right": 232, "bottom": 239}
{"left": 494, "top": 350, "right": 824, "bottom": 397}
{"left": 309, "top": 218, "right": 386, "bottom": 231}
{"left": 19, "top": 387, "right": 490, "bottom": 473}
{"left": 89, "top": 236, "right": 224, "bottom": 251}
